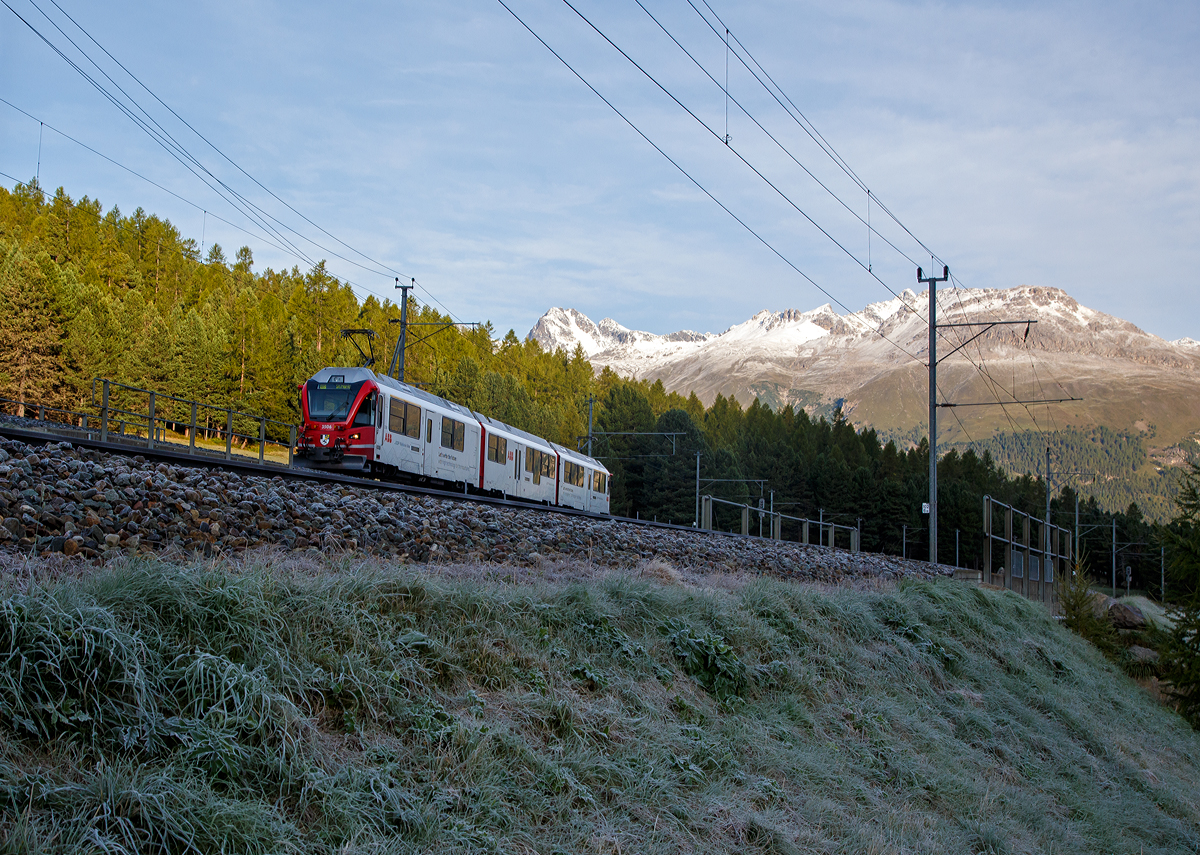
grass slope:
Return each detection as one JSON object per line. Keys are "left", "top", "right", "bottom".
{"left": 0, "top": 555, "right": 1198, "bottom": 854}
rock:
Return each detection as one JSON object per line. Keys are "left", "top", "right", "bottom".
{"left": 1108, "top": 601, "right": 1147, "bottom": 630}
{"left": 103, "top": 533, "right": 120, "bottom": 549}
{"left": 1089, "top": 593, "right": 1117, "bottom": 620}
{"left": 1128, "top": 645, "right": 1159, "bottom": 665}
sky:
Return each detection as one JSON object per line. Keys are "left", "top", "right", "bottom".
{"left": 2, "top": 0, "right": 1198, "bottom": 342}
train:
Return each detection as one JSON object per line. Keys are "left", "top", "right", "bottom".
{"left": 294, "top": 367, "right": 611, "bottom": 514}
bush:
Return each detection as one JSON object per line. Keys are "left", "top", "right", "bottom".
{"left": 1057, "top": 554, "right": 1121, "bottom": 661}
{"left": 1160, "top": 605, "right": 1200, "bottom": 727}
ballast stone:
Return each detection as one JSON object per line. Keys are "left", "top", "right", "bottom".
{"left": 0, "top": 435, "right": 952, "bottom": 583}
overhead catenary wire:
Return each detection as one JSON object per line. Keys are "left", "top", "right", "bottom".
{"left": 2, "top": 0, "right": 492, "bottom": 333}
{"left": 681, "top": 0, "right": 1057, "bottom": 440}
{"left": 560, "top": 0, "right": 926, "bottom": 324}
{"left": 688, "top": 0, "right": 939, "bottom": 262}
{"left": 0, "top": 95, "right": 416, "bottom": 310}
{"left": 2, "top": 1, "right": 485, "bottom": 346}
{"left": 14, "top": 0, "right": 417, "bottom": 286}
{"left": 633, "top": 0, "right": 927, "bottom": 289}
{"left": 41, "top": 0, "right": 408, "bottom": 286}
{"left": 493, "top": 0, "right": 926, "bottom": 367}
{"left": 591, "top": 0, "right": 1056, "bottom": 448}
{"left": 0, "top": 170, "right": 401, "bottom": 314}
{"left": 4, "top": 0, "right": 325, "bottom": 273}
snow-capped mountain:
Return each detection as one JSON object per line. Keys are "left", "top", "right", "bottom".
{"left": 528, "top": 287, "right": 1200, "bottom": 447}
{"left": 528, "top": 308, "right": 711, "bottom": 358}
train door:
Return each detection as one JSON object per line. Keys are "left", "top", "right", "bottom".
{"left": 422, "top": 415, "right": 435, "bottom": 477}
{"left": 375, "top": 395, "right": 385, "bottom": 463}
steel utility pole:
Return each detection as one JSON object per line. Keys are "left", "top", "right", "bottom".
{"left": 918, "top": 265, "right": 949, "bottom": 565}
{"left": 388, "top": 278, "right": 414, "bottom": 381}
{"left": 1112, "top": 518, "right": 1117, "bottom": 597}
{"left": 587, "top": 396, "right": 595, "bottom": 457}
{"left": 1045, "top": 446, "right": 1052, "bottom": 571}
{"left": 694, "top": 450, "right": 701, "bottom": 528}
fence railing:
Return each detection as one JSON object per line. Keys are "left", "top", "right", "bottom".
{"left": 700, "top": 494, "right": 859, "bottom": 552}
{"left": 982, "top": 494, "right": 1072, "bottom": 607}
{"left": 89, "top": 379, "right": 296, "bottom": 466}
{"left": 0, "top": 384, "right": 296, "bottom": 468}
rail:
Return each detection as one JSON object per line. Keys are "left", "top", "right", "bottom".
{"left": 700, "top": 494, "right": 859, "bottom": 551}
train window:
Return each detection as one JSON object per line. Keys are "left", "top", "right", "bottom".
{"left": 487, "top": 433, "right": 508, "bottom": 463}
{"left": 563, "top": 460, "right": 586, "bottom": 487}
{"left": 305, "top": 379, "right": 365, "bottom": 422}
{"left": 525, "top": 448, "right": 535, "bottom": 473}
{"left": 426, "top": 419, "right": 432, "bottom": 443}
{"left": 440, "top": 417, "right": 465, "bottom": 452}
{"left": 542, "top": 453, "right": 554, "bottom": 478}
{"left": 592, "top": 471, "right": 607, "bottom": 493}
{"left": 527, "top": 448, "right": 541, "bottom": 484}
{"left": 352, "top": 393, "right": 375, "bottom": 427}
{"left": 389, "top": 398, "right": 421, "bottom": 437}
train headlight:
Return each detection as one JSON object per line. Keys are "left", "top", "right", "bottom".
{"left": 350, "top": 433, "right": 361, "bottom": 440}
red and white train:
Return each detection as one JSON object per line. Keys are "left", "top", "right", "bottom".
{"left": 295, "top": 367, "right": 611, "bottom": 514}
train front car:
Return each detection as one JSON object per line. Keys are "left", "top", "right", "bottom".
{"left": 296, "top": 367, "right": 380, "bottom": 472}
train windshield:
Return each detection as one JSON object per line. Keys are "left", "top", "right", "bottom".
{"left": 306, "top": 379, "right": 366, "bottom": 422}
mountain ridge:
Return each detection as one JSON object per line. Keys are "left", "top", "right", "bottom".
{"left": 527, "top": 287, "right": 1200, "bottom": 451}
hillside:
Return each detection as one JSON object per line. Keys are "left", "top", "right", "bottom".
{"left": 530, "top": 294, "right": 1200, "bottom": 519}
{"left": 2, "top": 553, "right": 1198, "bottom": 854}
{"left": 529, "top": 291, "right": 1200, "bottom": 448}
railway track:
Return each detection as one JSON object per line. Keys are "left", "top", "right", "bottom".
{"left": 0, "top": 418, "right": 733, "bottom": 540}
{"left": 0, "top": 413, "right": 953, "bottom": 587}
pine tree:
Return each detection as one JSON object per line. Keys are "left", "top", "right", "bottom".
{"left": 0, "top": 241, "right": 65, "bottom": 414}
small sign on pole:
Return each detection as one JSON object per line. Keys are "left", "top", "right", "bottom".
{"left": 922, "top": 502, "right": 930, "bottom": 514}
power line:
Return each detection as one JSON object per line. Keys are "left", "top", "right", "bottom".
{"left": 679, "top": 0, "right": 1068, "bottom": 440}
{"left": 4, "top": 0, "right": 323, "bottom": 271}
{"left": 0, "top": 171, "right": 402, "bottom": 314}
{"left": 41, "top": 0, "right": 408, "bottom": 285}
{"left": 494, "top": 0, "right": 925, "bottom": 366}
{"left": 633, "top": 0, "right": 926, "bottom": 279}
{"left": 559, "top": 0, "right": 926, "bottom": 320}
{"left": 4, "top": 0, "right": 488, "bottom": 327}
{"left": 688, "top": 0, "right": 938, "bottom": 263}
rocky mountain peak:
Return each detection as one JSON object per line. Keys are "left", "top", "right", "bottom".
{"left": 525, "top": 289, "right": 1200, "bottom": 449}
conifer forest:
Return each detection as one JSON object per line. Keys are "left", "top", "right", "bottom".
{"left": 0, "top": 179, "right": 1182, "bottom": 589}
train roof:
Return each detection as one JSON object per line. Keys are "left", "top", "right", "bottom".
{"left": 309, "top": 367, "right": 476, "bottom": 421}
{"left": 550, "top": 442, "right": 610, "bottom": 476}
{"left": 473, "top": 413, "right": 555, "bottom": 453}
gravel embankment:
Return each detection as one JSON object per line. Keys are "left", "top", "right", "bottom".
{"left": 0, "top": 436, "right": 953, "bottom": 583}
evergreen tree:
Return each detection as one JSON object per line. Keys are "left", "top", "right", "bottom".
{"left": 0, "top": 241, "right": 65, "bottom": 414}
